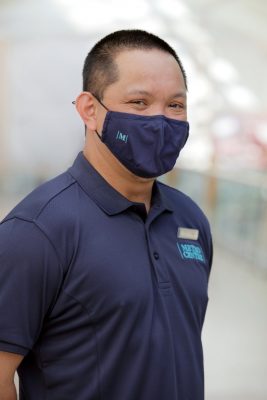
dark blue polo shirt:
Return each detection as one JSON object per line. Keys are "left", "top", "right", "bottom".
{"left": 0, "top": 151, "right": 213, "bottom": 400}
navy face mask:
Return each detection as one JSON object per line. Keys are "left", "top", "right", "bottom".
{"left": 94, "top": 96, "right": 189, "bottom": 178}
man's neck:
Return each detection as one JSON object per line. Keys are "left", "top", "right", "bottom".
{"left": 83, "top": 147, "right": 154, "bottom": 213}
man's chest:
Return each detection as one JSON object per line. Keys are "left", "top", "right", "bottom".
{"left": 56, "top": 212, "right": 210, "bottom": 323}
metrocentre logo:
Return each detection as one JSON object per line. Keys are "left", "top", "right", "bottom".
{"left": 177, "top": 243, "right": 205, "bottom": 263}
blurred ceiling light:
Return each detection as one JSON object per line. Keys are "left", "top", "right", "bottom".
{"left": 133, "top": 18, "right": 166, "bottom": 35}
{"left": 187, "top": 75, "right": 212, "bottom": 105}
{"left": 53, "top": 0, "right": 150, "bottom": 32}
{"left": 225, "top": 84, "right": 258, "bottom": 110}
{"left": 155, "top": 0, "right": 190, "bottom": 19}
{"left": 195, "top": 46, "right": 214, "bottom": 64}
{"left": 209, "top": 58, "right": 237, "bottom": 83}
{"left": 173, "top": 21, "right": 211, "bottom": 44}
{"left": 192, "top": 106, "right": 214, "bottom": 124}
{"left": 212, "top": 116, "right": 240, "bottom": 138}
{"left": 256, "top": 123, "right": 267, "bottom": 144}
{"left": 179, "top": 135, "right": 213, "bottom": 170}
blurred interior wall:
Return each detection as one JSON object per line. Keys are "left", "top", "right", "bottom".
{"left": 0, "top": 40, "right": 8, "bottom": 175}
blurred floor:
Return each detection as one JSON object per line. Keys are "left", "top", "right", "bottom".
{"left": 203, "top": 246, "right": 267, "bottom": 400}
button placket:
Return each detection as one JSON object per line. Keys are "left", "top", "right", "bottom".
{"left": 145, "top": 225, "right": 170, "bottom": 288}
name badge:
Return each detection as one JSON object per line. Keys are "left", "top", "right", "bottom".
{"left": 177, "top": 227, "right": 199, "bottom": 240}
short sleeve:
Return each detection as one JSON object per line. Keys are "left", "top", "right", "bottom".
{"left": 0, "top": 218, "right": 63, "bottom": 356}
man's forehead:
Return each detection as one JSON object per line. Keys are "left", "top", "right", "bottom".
{"left": 114, "top": 49, "right": 186, "bottom": 83}
{"left": 114, "top": 48, "right": 179, "bottom": 69}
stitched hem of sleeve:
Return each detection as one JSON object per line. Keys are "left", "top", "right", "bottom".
{"left": 0, "top": 341, "right": 29, "bottom": 356}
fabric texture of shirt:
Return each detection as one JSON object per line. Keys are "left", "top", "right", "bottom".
{"left": 0, "top": 151, "right": 213, "bottom": 400}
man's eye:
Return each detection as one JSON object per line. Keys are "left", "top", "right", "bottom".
{"left": 169, "top": 103, "right": 185, "bottom": 109}
{"left": 130, "top": 100, "right": 146, "bottom": 106}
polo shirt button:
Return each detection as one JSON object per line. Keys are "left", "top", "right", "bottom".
{"left": 153, "top": 252, "right": 159, "bottom": 260}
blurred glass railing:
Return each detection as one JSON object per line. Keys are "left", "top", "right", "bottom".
{"left": 162, "top": 168, "right": 267, "bottom": 274}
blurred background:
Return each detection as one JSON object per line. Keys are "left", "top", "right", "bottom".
{"left": 0, "top": 0, "right": 266, "bottom": 398}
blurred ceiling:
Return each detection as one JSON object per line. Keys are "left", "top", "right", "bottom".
{"left": 0, "top": 0, "right": 266, "bottom": 111}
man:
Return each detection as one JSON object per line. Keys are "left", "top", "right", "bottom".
{"left": 0, "top": 30, "right": 213, "bottom": 400}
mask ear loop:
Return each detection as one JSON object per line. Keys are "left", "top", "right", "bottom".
{"left": 91, "top": 94, "right": 110, "bottom": 141}
{"left": 92, "top": 94, "right": 109, "bottom": 111}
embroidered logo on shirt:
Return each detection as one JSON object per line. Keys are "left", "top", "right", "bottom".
{"left": 116, "top": 131, "right": 128, "bottom": 143}
{"left": 177, "top": 243, "right": 205, "bottom": 263}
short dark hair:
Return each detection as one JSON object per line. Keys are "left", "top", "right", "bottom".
{"left": 82, "top": 29, "right": 187, "bottom": 99}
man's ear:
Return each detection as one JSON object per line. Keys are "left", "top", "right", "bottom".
{"left": 75, "top": 91, "right": 97, "bottom": 131}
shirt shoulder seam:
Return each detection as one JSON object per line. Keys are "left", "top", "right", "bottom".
{"left": 35, "top": 179, "right": 76, "bottom": 220}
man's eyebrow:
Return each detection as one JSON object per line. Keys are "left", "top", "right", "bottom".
{"left": 172, "top": 91, "right": 187, "bottom": 99}
{"left": 126, "top": 89, "right": 152, "bottom": 96}
{"left": 126, "top": 89, "right": 187, "bottom": 98}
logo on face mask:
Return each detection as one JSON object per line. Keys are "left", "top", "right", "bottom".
{"left": 116, "top": 131, "right": 128, "bottom": 143}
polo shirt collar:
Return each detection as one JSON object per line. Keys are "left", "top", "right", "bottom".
{"left": 68, "top": 152, "right": 173, "bottom": 216}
